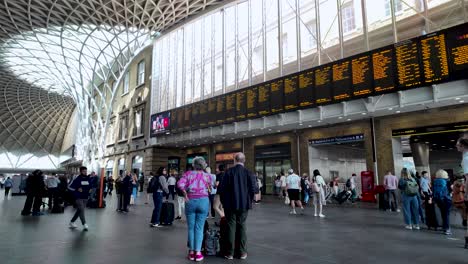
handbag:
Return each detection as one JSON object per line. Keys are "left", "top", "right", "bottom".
{"left": 284, "top": 196, "right": 290, "bottom": 205}
{"left": 311, "top": 182, "right": 320, "bottom": 193}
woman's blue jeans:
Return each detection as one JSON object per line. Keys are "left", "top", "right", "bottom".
{"left": 402, "top": 194, "right": 419, "bottom": 225}
{"left": 185, "top": 197, "right": 209, "bottom": 252}
{"left": 151, "top": 192, "right": 164, "bottom": 224}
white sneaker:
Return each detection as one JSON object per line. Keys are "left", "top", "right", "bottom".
{"left": 314, "top": 213, "right": 318, "bottom": 217}
{"left": 83, "top": 224, "right": 89, "bottom": 231}
{"left": 413, "top": 225, "right": 420, "bottom": 230}
{"left": 319, "top": 214, "right": 325, "bottom": 218}
{"left": 300, "top": 208, "right": 304, "bottom": 215}
{"left": 289, "top": 210, "right": 297, "bottom": 215}
{"left": 69, "top": 222, "right": 77, "bottom": 229}
{"left": 405, "top": 225, "right": 413, "bottom": 230}
{"left": 396, "top": 209, "right": 401, "bottom": 213}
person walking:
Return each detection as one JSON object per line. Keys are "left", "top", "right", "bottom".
{"left": 286, "top": 169, "right": 304, "bottom": 215}
{"left": 218, "top": 153, "right": 257, "bottom": 260}
{"left": 4, "top": 177, "right": 12, "bottom": 197}
{"left": 301, "top": 173, "right": 310, "bottom": 205}
{"left": 21, "top": 170, "right": 46, "bottom": 216}
{"left": 149, "top": 167, "right": 169, "bottom": 227}
{"left": 274, "top": 175, "right": 282, "bottom": 197}
{"left": 107, "top": 175, "right": 114, "bottom": 196}
{"left": 384, "top": 171, "right": 400, "bottom": 212}
{"left": 68, "top": 166, "right": 92, "bottom": 231}
{"left": 455, "top": 137, "right": 468, "bottom": 248}
{"left": 432, "top": 169, "right": 452, "bottom": 235}
{"left": 311, "top": 169, "right": 326, "bottom": 218}
{"left": 167, "top": 171, "right": 177, "bottom": 200}
{"left": 46, "top": 173, "right": 60, "bottom": 209}
{"left": 177, "top": 157, "right": 212, "bottom": 261}
{"left": 398, "top": 168, "right": 420, "bottom": 230}
{"left": 131, "top": 173, "right": 138, "bottom": 204}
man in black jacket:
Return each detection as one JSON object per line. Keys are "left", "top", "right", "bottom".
{"left": 21, "top": 170, "right": 46, "bottom": 216}
{"left": 122, "top": 172, "right": 133, "bottom": 213}
{"left": 218, "top": 152, "right": 257, "bottom": 260}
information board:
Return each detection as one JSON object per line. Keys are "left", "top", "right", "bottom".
{"left": 225, "top": 93, "right": 236, "bottom": 122}
{"left": 150, "top": 111, "right": 171, "bottom": 137}
{"left": 207, "top": 98, "right": 217, "bottom": 126}
{"left": 420, "top": 32, "right": 450, "bottom": 84}
{"left": 270, "top": 79, "right": 284, "bottom": 113}
{"left": 246, "top": 86, "right": 258, "bottom": 118}
{"left": 332, "top": 60, "right": 352, "bottom": 101}
{"left": 446, "top": 23, "right": 468, "bottom": 80}
{"left": 315, "top": 66, "right": 333, "bottom": 104}
{"left": 236, "top": 90, "right": 247, "bottom": 120}
{"left": 198, "top": 101, "right": 208, "bottom": 128}
{"left": 351, "top": 54, "right": 373, "bottom": 97}
{"left": 257, "top": 83, "right": 270, "bottom": 116}
{"left": 216, "top": 95, "right": 226, "bottom": 125}
{"left": 395, "top": 39, "right": 422, "bottom": 88}
{"left": 183, "top": 106, "right": 191, "bottom": 131}
{"left": 191, "top": 103, "right": 199, "bottom": 130}
{"left": 372, "top": 46, "right": 396, "bottom": 93}
{"left": 298, "top": 69, "right": 314, "bottom": 107}
{"left": 284, "top": 74, "right": 299, "bottom": 110}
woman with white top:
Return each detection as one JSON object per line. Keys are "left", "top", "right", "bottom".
{"left": 311, "top": 169, "right": 326, "bottom": 218}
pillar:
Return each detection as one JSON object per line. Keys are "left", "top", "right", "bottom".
{"left": 410, "top": 142, "right": 430, "bottom": 175}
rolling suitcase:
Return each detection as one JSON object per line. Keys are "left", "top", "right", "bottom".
{"left": 159, "top": 201, "right": 175, "bottom": 225}
{"left": 335, "top": 190, "right": 352, "bottom": 204}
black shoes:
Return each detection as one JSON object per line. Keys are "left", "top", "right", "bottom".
{"left": 462, "top": 219, "right": 467, "bottom": 227}
{"left": 175, "top": 216, "right": 182, "bottom": 220}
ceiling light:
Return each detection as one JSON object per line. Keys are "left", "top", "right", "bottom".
{"left": 396, "top": 110, "right": 401, "bottom": 113}
{"left": 388, "top": 108, "right": 393, "bottom": 111}
{"left": 299, "top": 123, "right": 303, "bottom": 126}
{"left": 347, "top": 118, "right": 351, "bottom": 121}
{"left": 338, "top": 116, "right": 343, "bottom": 119}
{"left": 268, "top": 129, "right": 272, "bottom": 131}
{"left": 308, "top": 125, "right": 312, "bottom": 128}
{"left": 231, "top": 138, "right": 234, "bottom": 140}
{"left": 361, "top": 112, "right": 367, "bottom": 115}
{"left": 460, "top": 100, "right": 465, "bottom": 103}
{"left": 432, "top": 143, "right": 437, "bottom": 145}
{"left": 317, "top": 120, "right": 322, "bottom": 123}
{"left": 243, "top": 133, "right": 247, "bottom": 136}
{"left": 441, "top": 146, "right": 445, "bottom": 148}
{"left": 252, "top": 134, "right": 256, "bottom": 137}
{"left": 450, "top": 139, "right": 455, "bottom": 142}
{"left": 455, "top": 97, "right": 461, "bottom": 100}
{"left": 277, "top": 130, "right": 281, "bottom": 133}
{"left": 425, "top": 141, "right": 429, "bottom": 144}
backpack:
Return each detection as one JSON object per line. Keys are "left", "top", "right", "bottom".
{"left": 147, "top": 177, "right": 159, "bottom": 193}
{"left": 345, "top": 179, "right": 352, "bottom": 188}
{"left": 432, "top": 178, "right": 449, "bottom": 200}
{"left": 404, "top": 179, "right": 419, "bottom": 196}
{"left": 204, "top": 229, "right": 220, "bottom": 256}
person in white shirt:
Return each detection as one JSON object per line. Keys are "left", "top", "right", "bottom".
{"left": 286, "top": 169, "right": 304, "bottom": 215}
{"left": 455, "top": 137, "right": 468, "bottom": 249}
{"left": 280, "top": 172, "right": 287, "bottom": 198}
{"left": 350, "top": 173, "right": 358, "bottom": 203}
{"left": 205, "top": 167, "right": 217, "bottom": 218}
{"left": 166, "top": 172, "right": 177, "bottom": 200}
{"left": 46, "top": 173, "right": 60, "bottom": 209}
{"left": 312, "top": 169, "right": 326, "bottom": 218}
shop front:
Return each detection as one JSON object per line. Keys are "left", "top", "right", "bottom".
{"left": 131, "top": 155, "right": 143, "bottom": 175}
{"left": 254, "top": 143, "right": 292, "bottom": 195}
{"left": 118, "top": 158, "right": 125, "bottom": 176}
{"left": 168, "top": 156, "right": 181, "bottom": 174}
{"left": 186, "top": 153, "right": 208, "bottom": 170}
{"left": 215, "top": 152, "right": 239, "bottom": 171}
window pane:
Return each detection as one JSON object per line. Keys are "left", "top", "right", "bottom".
{"left": 168, "top": 33, "right": 176, "bottom": 110}
{"left": 214, "top": 12, "right": 223, "bottom": 93}
{"left": 160, "top": 37, "right": 169, "bottom": 111}
{"left": 238, "top": 2, "right": 249, "bottom": 88}
{"left": 176, "top": 29, "right": 184, "bottom": 107}
{"left": 123, "top": 71, "right": 129, "bottom": 94}
{"left": 299, "top": 0, "right": 318, "bottom": 69}
{"left": 184, "top": 24, "right": 193, "bottom": 104}
{"left": 137, "top": 60, "right": 145, "bottom": 85}
{"left": 282, "top": 0, "right": 298, "bottom": 75}
{"left": 204, "top": 16, "right": 213, "bottom": 97}
{"left": 319, "top": 0, "right": 340, "bottom": 64}
{"left": 193, "top": 20, "right": 202, "bottom": 101}
{"left": 428, "top": 0, "right": 464, "bottom": 32}
{"left": 395, "top": 0, "right": 424, "bottom": 41}
{"left": 342, "top": 0, "right": 366, "bottom": 57}
{"left": 225, "top": 7, "right": 236, "bottom": 91}
{"left": 265, "top": 0, "right": 279, "bottom": 80}
{"left": 251, "top": 0, "right": 264, "bottom": 84}
{"left": 366, "top": 0, "right": 394, "bottom": 50}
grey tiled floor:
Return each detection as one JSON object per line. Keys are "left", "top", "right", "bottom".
{"left": 0, "top": 193, "right": 466, "bottom": 264}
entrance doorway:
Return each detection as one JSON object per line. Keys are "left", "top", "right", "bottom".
{"left": 255, "top": 159, "right": 291, "bottom": 195}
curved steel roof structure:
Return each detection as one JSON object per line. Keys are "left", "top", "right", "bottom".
{"left": 0, "top": 0, "right": 221, "bottom": 170}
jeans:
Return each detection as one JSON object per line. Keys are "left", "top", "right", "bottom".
{"left": 435, "top": 198, "right": 452, "bottom": 231}
{"left": 151, "top": 192, "right": 164, "bottom": 224}
{"left": 225, "top": 209, "right": 249, "bottom": 256}
{"left": 167, "top": 185, "right": 176, "bottom": 200}
{"left": 71, "top": 199, "right": 87, "bottom": 224}
{"left": 177, "top": 195, "right": 185, "bottom": 218}
{"left": 185, "top": 197, "right": 209, "bottom": 252}
{"left": 402, "top": 194, "right": 419, "bottom": 225}
{"left": 386, "top": 189, "right": 398, "bottom": 210}
{"left": 303, "top": 191, "right": 310, "bottom": 204}
{"left": 417, "top": 194, "right": 425, "bottom": 223}
{"left": 209, "top": 194, "right": 216, "bottom": 217}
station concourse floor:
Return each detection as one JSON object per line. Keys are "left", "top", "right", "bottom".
{"left": 0, "top": 194, "right": 466, "bottom": 264}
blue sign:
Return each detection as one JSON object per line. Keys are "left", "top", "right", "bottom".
{"left": 309, "top": 134, "right": 364, "bottom": 146}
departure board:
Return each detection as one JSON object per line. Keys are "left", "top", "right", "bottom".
{"left": 284, "top": 74, "right": 299, "bottom": 110}
{"left": 225, "top": 93, "right": 236, "bottom": 122}
{"left": 315, "top": 66, "right": 333, "bottom": 104}
{"left": 183, "top": 106, "right": 191, "bottom": 131}
{"left": 351, "top": 54, "right": 373, "bottom": 97}
{"left": 298, "top": 69, "right": 314, "bottom": 107}
{"left": 372, "top": 47, "right": 396, "bottom": 93}
{"left": 176, "top": 107, "right": 184, "bottom": 133}
{"left": 198, "top": 101, "right": 208, "bottom": 128}
{"left": 216, "top": 95, "right": 226, "bottom": 125}
{"left": 191, "top": 103, "right": 200, "bottom": 130}
{"left": 257, "top": 83, "right": 270, "bottom": 116}
{"left": 270, "top": 79, "right": 284, "bottom": 113}
{"left": 246, "top": 87, "right": 258, "bottom": 118}
{"left": 395, "top": 40, "right": 422, "bottom": 88}
{"left": 447, "top": 23, "right": 468, "bottom": 80}
{"left": 332, "top": 60, "right": 352, "bottom": 101}
{"left": 207, "top": 98, "right": 217, "bottom": 126}
{"left": 236, "top": 90, "right": 247, "bottom": 120}
{"left": 420, "top": 32, "right": 450, "bottom": 84}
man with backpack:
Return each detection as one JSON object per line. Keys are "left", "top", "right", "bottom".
{"left": 398, "top": 168, "right": 420, "bottom": 230}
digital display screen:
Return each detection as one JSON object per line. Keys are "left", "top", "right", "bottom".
{"left": 225, "top": 93, "right": 236, "bottom": 122}
{"left": 284, "top": 74, "right": 299, "bottom": 110}
{"left": 216, "top": 95, "right": 226, "bottom": 125}
{"left": 270, "top": 79, "right": 284, "bottom": 113}
{"left": 247, "top": 86, "right": 258, "bottom": 118}
{"left": 372, "top": 47, "right": 396, "bottom": 94}
{"left": 395, "top": 39, "right": 422, "bottom": 88}
{"left": 351, "top": 54, "right": 373, "bottom": 97}
{"left": 236, "top": 90, "right": 247, "bottom": 121}
{"left": 198, "top": 101, "right": 208, "bottom": 128}
{"left": 257, "top": 83, "right": 270, "bottom": 116}
{"left": 315, "top": 66, "right": 333, "bottom": 104}
{"left": 332, "top": 60, "right": 352, "bottom": 101}
{"left": 420, "top": 32, "right": 450, "bottom": 84}
{"left": 150, "top": 111, "right": 171, "bottom": 137}
{"left": 191, "top": 103, "right": 199, "bottom": 130}
{"left": 298, "top": 69, "right": 314, "bottom": 108}
{"left": 446, "top": 23, "right": 468, "bottom": 80}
